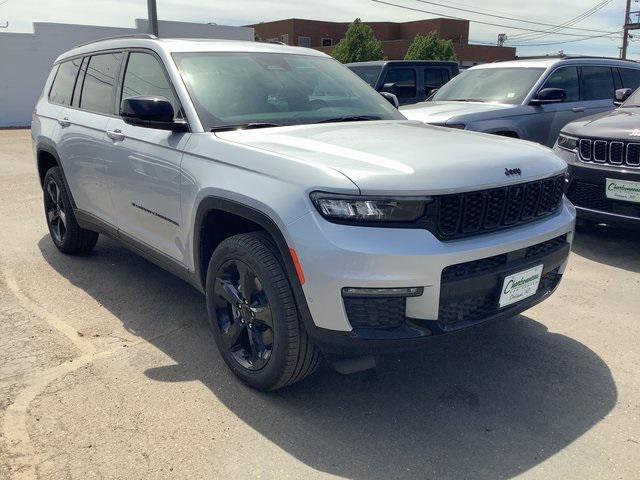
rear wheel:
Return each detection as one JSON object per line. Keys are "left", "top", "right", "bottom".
{"left": 205, "top": 232, "right": 320, "bottom": 390}
{"left": 43, "top": 167, "right": 98, "bottom": 254}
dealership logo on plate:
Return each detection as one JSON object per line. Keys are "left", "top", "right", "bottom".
{"left": 629, "top": 129, "right": 640, "bottom": 137}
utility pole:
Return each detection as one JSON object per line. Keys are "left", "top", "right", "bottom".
{"left": 622, "top": 0, "right": 640, "bottom": 59}
{"left": 147, "top": 0, "right": 159, "bottom": 37}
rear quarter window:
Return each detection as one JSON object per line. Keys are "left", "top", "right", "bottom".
{"left": 48, "top": 58, "right": 82, "bottom": 106}
{"left": 80, "top": 52, "right": 123, "bottom": 115}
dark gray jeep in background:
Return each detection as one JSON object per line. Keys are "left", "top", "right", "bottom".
{"left": 555, "top": 87, "right": 640, "bottom": 229}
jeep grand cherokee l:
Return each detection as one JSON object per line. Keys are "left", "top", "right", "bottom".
{"left": 32, "top": 36, "right": 575, "bottom": 390}
{"left": 555, "top": 87, "right": 640, "bottom": 229}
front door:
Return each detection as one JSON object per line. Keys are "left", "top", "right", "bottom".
{"left": 106, "top": 51, "right": 190, "bottom": 263}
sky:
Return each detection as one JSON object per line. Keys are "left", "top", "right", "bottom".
{"left": 0, "top": 0, "right": 634, "bottom": 59}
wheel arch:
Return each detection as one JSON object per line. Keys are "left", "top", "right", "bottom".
{"left": 36, "top": 142, "right": 78, "bottom": 209}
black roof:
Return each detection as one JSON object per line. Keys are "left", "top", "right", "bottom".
{"left": 346, "top": 60, "right": 458, "bottom": 67}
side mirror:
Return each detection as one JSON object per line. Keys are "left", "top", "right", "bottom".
{"left": 614, "top": 88, "right": 633, "bottom": 106}
{"left": 531, "top": 88, "right": 566, "bottom": 105}
{"left": 380, "top": 91, "right": 400, "bottom": 109}
{"left": 120, "top": 96, "right": 188, "bottom": 132}
{"left": 382, "top": 82, "right": 398, "bottom": 95}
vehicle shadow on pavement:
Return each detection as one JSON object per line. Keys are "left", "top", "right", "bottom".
{"left": 572, "top": 225, "right": 640, "bottom": 273}
{"left": 39, "top": 235, "right": 617, "bottom": 480}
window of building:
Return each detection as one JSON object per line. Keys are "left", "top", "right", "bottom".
{"left": 581, "top": 66, "right": 615, "bottom": 101}
{"left": 121, "top": 52, "right": 181, "bottom": 117}
{"left": 321, "top": 38, "right": 332, "bottom": 47}
{"left": 619, "top": 67, "right": 640, "bottom": 90}
{"left": 298, "top": 36, "right": 311, "bottom": 48}
{"left": 49, "top": 58, "right": 82, "bottom": 106}
{"left": 383, "top": 68, "right": 417, "bottom": 99}
{"left": 543, "top": 66, "right": 579, "bottom": 102}
{"left": 80, "top": 52, "right": 123, "bottom": 115}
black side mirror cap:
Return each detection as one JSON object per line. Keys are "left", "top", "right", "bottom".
{"left": 380, "top": 91, "right": 400, "bottom": 109}
{"left": 614, "top": 88, "right": 633, "bottom": 106}
{"left": 120, "top": 96, "right": 189, "bottom": 132}
{"left": 531, "top": 88, "right": 566, "bottom": 105}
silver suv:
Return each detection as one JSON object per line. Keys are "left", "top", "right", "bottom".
{"left": 402, "top": 57, "right": 640, "bottom": 147}
{"left": 32, "top": 36, "right": 575, "bottom": 390}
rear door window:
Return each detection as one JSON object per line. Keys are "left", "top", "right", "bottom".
{"left": 49, "top": 58, "right": 82, "bottom": 106}
{"left": 619, "top": 67, "right": 640, "bottom": 90}
{"left": 581, "top": 66, "right": 615, "bottom": 101}
{"left": 383, "top": 68, "right": 417, "bottom": 99}
{"left": 80, "top": 52, "right": 123, "bottom": 115}
{"left": 542, "top": 66, "right": 580, "bottom": 102}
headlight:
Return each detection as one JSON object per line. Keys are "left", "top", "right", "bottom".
{"left": 557, "top": 133, "right": 578, "bottom": 151}
{"left": 310, "top": 192, "right": 431, "bottom": 223}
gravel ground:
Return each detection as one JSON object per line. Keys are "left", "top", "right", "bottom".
{"left": 0, "top": 128, "right": 638, "bottom": 480}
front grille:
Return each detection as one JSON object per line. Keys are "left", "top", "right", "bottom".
{"left": 578, "top": 138, "right": 640, "bottom": 168}
{"left": 566, "top": 180, "right": 640, "bottom": 218}
{"left": 344, "top": 297, "right": 405, "bottom": 328}
{"left": 441, "top": 234, "right": 567, "bottom": 282}
{"left": 438, "top": 269, "right": 561, "bottom": 325}
{"left": 438, "top": 235, "right": 568, "bottom": 326}
{"left": 433, "top": 176, "right": 564, "bottom": 240}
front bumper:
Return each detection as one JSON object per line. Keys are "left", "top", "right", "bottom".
{"left": 287, "top": 200, "right": 575, "bottom": 353}
{"left": 555, "top": 146, "right": 640, "bottom": 228}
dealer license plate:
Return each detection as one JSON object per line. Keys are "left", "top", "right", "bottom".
{"left": 499, "top": 264, "right": 544, "bottom": 308}
{"left": 605, "top": 178, "right": 640, "bottom": 204}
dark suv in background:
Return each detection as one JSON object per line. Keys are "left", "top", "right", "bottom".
{"left": 555, "top": 87, "right": 640, "bottom": 229}
{"left": 347, "top": 60, "right": 459, "bottom": 105}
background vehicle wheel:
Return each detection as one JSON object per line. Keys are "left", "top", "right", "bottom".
{"left": 206, "top": 232, "right": 320, "bottom": 390}
{"left": 43, "top": 167, "right": 98, "bottom": 254}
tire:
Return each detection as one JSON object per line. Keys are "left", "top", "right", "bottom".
{"left": 205, "top": 232, "right": 320, "bottom": 390}
{"left": 43, "top": 167, "right": 99, "bottom": 255}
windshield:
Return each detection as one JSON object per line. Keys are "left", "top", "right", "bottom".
{"left": 622, "top": 88, "right": 640, "bottom": 107}
{"left": 432, "top": 67, "right": 545, "bottom": 104}
{"left": 348, "top": 65, "right": 383, "bottom": 87}
{"left": 172, "top": 52, "right": 403, "bottom": 130}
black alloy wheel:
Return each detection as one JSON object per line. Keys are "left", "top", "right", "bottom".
{"left": 44, "top": 177, "right": 67, "bottom": 244}
{"left": 213, "top": 259, "right": 274, "bottom": 371}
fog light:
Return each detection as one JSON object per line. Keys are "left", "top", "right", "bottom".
{"left": 341, "top": 287, "right": 424, "bottom": 298}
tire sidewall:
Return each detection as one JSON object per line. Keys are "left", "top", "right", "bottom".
{"left": 205, "top": 236, "right": 297, "bottom": 390}
{"left": 43, "top": 167, "right": 73, "bottom": 250}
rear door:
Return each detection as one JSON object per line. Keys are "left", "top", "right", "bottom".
{"left": 56, "top": 52, "right": 124, "bottom": 226}
{"left": 104, "top": 50, "right": 190, "bottom": 262}
{"left": 580, "top": 65, "right": 617, "bottom": 117}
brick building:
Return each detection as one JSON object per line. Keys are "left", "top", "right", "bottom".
{"left": 251, "top": 18, "right": 515, "bottom": 66}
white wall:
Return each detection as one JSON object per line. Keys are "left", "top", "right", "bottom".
{"left": 0, "top": 19, "right": 254, "bottom": 127}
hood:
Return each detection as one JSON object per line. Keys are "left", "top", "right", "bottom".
{"left": 216, "top": 121, "right": 566, "bottom": 195}
{"left": 561, "top": 108, "right": 640, "bottom": 140}
{"left": 400, "top": 101, "right": 516, "bottom": 124}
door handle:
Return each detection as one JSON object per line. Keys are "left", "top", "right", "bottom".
{"left": 571, "top": 107, "right": 585, "bottom": 113}
{"left": 57, "top": 117, "right": 70, "bottom": 127}
{"left": 106, "top": 129, "right": 125, "bottom": 142}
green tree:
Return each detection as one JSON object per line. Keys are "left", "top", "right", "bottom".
{"left": 404, "top": 32, "right": 457, "bottom": 61}
{"left": 331, "top": 19, "right": 384, "bottom": 63}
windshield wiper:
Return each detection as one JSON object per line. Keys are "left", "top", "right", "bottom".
{"left": 448, "top": 99, "right": 486, "bottom": 102}
{"left": 211, "top": 123, "right": 281, "bottom": 132}
{"left": 316, "top": 115, "right": 382, "bottom": 124}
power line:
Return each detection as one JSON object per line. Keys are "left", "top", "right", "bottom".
{"left": 411, "top": 0, "right": 618, "bottom": 34}
{"left": 508, "top": 0, "right": 614, "bottom": 42}
{"left": 474, "top": 33, "right": 623, "bottom": 48}
{"left": 370, "top": 0, "right": 622, "bottom": 38}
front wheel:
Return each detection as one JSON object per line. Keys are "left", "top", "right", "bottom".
{"left": 205, "top": 232, "right": 320, "bottom": 390}
{"left": 43, "top": 167, "right": 98, "bottom": 254}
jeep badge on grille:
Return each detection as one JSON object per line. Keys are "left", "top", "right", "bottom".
{"left": 505, "top": 168, "right": 522, "bottom": 177}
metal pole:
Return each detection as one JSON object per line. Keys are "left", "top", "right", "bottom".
{"left": 147, "top": 0, "right": 159, "bottom": 37}
{"left": 622, "top": 0, "right": 632, "bottom": 59}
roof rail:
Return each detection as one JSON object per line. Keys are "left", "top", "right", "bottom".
{"left": 73, "top": 33, "right": 158, "bottom": 49}
{"left": 514, "top": 54, "right": 638, "bottom": 62}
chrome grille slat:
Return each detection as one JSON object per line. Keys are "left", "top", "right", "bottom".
{"left": 576, "top": 138, "right": 640, "bottom": 169}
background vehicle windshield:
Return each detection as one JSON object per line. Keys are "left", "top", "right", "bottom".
{"left": 173, "top": 52, "right": 403, "bottom": 129}
{"left": 348, "top": 65, "right": 383, "bottom": 87}
{"left": 432, "top": 67, "right": 545, "bottom": 104}
{"left": 622, "top": 88, "right": 640, "bottom": 107}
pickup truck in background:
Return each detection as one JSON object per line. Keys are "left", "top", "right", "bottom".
{"left": 347, "top": 60, "right": 459, "bottom": 105}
